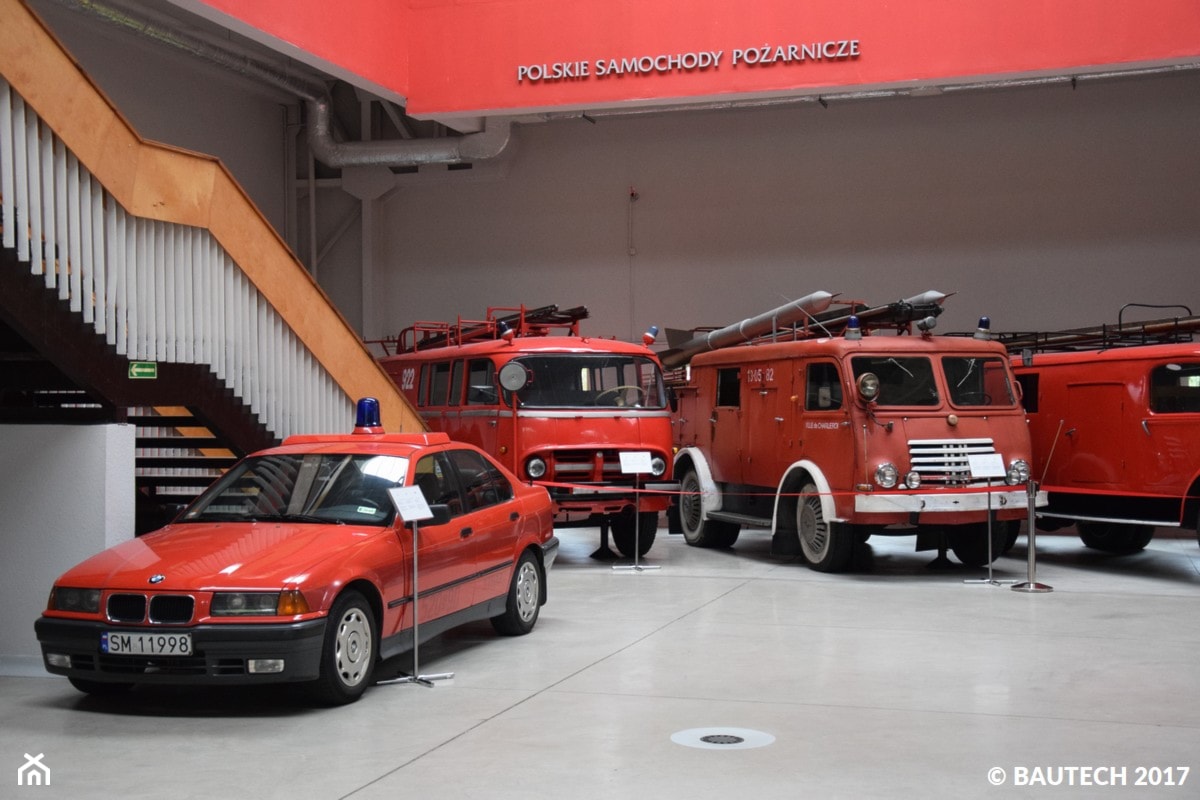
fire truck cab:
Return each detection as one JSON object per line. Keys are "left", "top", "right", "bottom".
{"left": 1005, "top": 312, "right": 1200, "bottom": 553}
{"left": 668, "top": 291, "right": 1043, "bottom": 572}
{"left": 376, "top": 305, "right": 677, "bottom": 557}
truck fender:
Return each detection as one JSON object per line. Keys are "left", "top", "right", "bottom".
{"left": 674, "top": 447, "right": 724, "bottom": 515}
{"left": 772, "top": 460, "right": 841, "bottom": 530}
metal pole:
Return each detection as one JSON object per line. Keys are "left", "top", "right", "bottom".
{"left": 1013, "top": 479, "right": 1053, "bottom": 593}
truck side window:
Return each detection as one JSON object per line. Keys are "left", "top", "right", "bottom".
{"left": 466, "top": 359, "right": 497, "bottom": 405}
{"left": 716, "top": 367, "right": 740, "bottom": 407}
{"left": 429, "top": 362, "right": 452, "bottom": 406}
{"left": 805, "top": 362, "right": 843, "bottom": 410}
{"left": 1150, "top": 362, "right": 1200, "bottom": 413}
{"left": 448, "top": 360, "right": 465, "bottom": 406}
{"left": 418, "top": 364, "right": 430, "bottom": 407}
{"left": 1016, "top": 373, "right": 1039, "bottom": 413}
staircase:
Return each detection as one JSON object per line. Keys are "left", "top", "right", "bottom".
{"left": 0, "top": 0, "right": 421, "bottom": 528}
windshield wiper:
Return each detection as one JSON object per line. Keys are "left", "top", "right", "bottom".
{"left": 262, "top": 513, "right": 343, "bottom": 525}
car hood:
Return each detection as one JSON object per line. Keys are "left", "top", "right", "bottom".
{"left": 54, "top": 522, "right": 385, "bottom": 592}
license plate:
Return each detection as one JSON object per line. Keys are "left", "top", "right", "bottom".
{"left": 102, "top": 631, "right": 193, "bottom": 656}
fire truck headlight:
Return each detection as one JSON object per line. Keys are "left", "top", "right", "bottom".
{"left": 904, "top": 471, "right": 922, "bottom": 490}
{"left": 857, "top": 373, "right": 881, "bottom": 402}
{"left": 526, "top": 457, "right": 547, "bottom": 479}
{"left": 650, "top": 457, "right": 667, "bottom": 477}
{"left": 874, "top": 463, "right": 899, "bottom": 489}
{"left": 1006, "top": 459, "right": 1031, "bottom": 485}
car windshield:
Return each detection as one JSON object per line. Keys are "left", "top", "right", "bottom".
{"left": 942, "top": 356, "right": 1016, "bottom": 407}
{"left": 181, "top": 453, "right": 410, "bottom": 526}
{"left": 509, "top": 354, "right": 668, "bottom": 408}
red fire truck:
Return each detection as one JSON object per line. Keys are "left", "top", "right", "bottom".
{"left": 666, "top": 291, "right": 1044, "bottom": 572}
{"left": 375, "top": 305, "right": 676, "bottom": 557}
{"left": 1004, "top": 309, "right": 1200, "bottom": 553}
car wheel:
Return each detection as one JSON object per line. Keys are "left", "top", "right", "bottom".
{"left": 610, "top": 509, "right": 659, "bottom": 557}
{"left": 68, "top": 677, "right": 134, "bottom": 695}
{"left": 796, "top": 481, "right": 852, "bottom": 572}
{"left": 492, "top": 551, "right": 542, "bottom": 636}
{"left": 948, "top": 522, "right": 1008, "bottom": 567}
{"left": 308, "top": 590, "right": 376, "bottom": 706}
{"left": 1077, "top": 522, "right": 1154, "bottom": 554}
{"left": 678, "top": 468, "right": 739, "bottom": 548}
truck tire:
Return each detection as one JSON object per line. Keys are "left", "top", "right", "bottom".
{"left": 678, "top": 467, "right": 739, "bottom": 548}
{"left": 610, "top": 509, "right": 658, "bottom": 557}
{"left": 948, "top": 522, "right": 1008, "bottom": 567}
{"left": 1077, "top": 522, "right": 1154, "bottom": 554}
{"left": 797, "top": 481, "right": 852, "bottom": 572}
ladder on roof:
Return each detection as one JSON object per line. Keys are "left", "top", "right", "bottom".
{"left": 371, "top": 304, "right": 590, "bottom": 355}
{"left": 995, "top": 304, "right": 1200, "bottom": 353}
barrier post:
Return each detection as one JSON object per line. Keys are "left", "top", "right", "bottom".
{"left": 1012, "top": 479, "right": 1053, "bottom": 593}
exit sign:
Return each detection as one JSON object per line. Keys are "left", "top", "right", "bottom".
{"left": 129, "top": 361, "right": 158, "bottom": 380}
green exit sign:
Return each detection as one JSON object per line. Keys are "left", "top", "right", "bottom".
{"left": 129, "top": 361, "right": 158, "bottom": 380}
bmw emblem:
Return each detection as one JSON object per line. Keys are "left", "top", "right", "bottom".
{"left": 149, "top": 574, "right": 166, "bottom": 584}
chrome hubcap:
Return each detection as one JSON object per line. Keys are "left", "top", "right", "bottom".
{"left": 334, "top": 607, "right": 372, "bottom": 687}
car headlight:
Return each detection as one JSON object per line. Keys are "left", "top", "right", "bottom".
{"left": 526, "top": 457, "right": 547, "bottom": 479}
{"left": 650, "top": 457, "right": 667, "bottom": 477}
{"left": 1006, "top": 459, "right": 1031, "bottom": 486}
{"left": 904, "top": 471, "right": 922, "bottom": 490}
{"left": 51, "top": 587, "right": 101, "bottom": 613}
{"left": 874, "top": 463, "right": 899, "bottom": 489}
{"left": 211, "top": 592, "right": 280, "bottom": 616}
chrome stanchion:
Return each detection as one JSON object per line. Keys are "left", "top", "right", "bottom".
{"left": 613, "top": 452, "right": 661, "bottom": 573}
{"left": 1013, "top": 479, "right": 1053, "bottom": 593}
{"left": 963, "top": 479, "right": 1018, "bottom": 586}
{"left": 379, "top": 487, "right": 455, "bottom": 687}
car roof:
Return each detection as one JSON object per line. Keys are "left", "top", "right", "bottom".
{"left": 266, "top": 431, "right": 453, "bottom": 457}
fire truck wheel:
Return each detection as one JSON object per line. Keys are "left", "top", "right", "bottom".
{"left": 610, "top": 510, "right": 659, "bottom": 557}
{"left": 947, "top": 523, "right": 1007, "bottom": 567}
{"left": 1077, "top": 522, "right": 1154, "bottom": 554}
{"left": 678, "top": 468, "right": 740, "bottom": 548}
{"left": 797, "top": 482, "right": 852, "bottom": 572}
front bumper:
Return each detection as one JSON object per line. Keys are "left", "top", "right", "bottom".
{"left": 34, "top": 616, "right": 327, "bottom": 686}
{"left": 854, "top": 489, "right": 1048, "bottom": 515}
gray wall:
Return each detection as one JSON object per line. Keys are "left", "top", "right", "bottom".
{"left": 0, "top": 425, "right": 135, "bottom": 674}
{"left": 373, "top": 73, "right": 1200, "bottom": 341}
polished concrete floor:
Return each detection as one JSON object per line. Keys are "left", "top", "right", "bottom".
{"left": 3, "top": 525, "right": 1198, "bottom": 799}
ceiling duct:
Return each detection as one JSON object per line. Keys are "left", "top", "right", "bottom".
{"left": 46, "top": 0, "right": 513, "bottom": 168}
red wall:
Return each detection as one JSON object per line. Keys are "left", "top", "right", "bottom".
{"left": 194, "top": 0, "right": 1200, "bottom": 117}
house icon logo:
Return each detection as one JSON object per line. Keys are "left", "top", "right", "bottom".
{"left": 17, "top": 753, "right": 50, "bottom": 786}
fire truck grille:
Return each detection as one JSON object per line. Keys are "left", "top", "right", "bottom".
{"left": 908, "top": 438, "right": 997, "bottom": 487}
{"left": 547, "top": 449, "right": 636, "bottom": 486}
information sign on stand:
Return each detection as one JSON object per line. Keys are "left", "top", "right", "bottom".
{"left": 378, "top": 486, "right": 455, "bottom": 688}
{"left": 963, "top": 453, "right": 1017, "bottom": 587}
{"left": 613, "top": 451, "right": 661, "bottom": 573}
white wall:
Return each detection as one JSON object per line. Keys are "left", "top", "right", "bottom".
{"left": 371, "top": 72, "right": 1200, "bottom": 342}
{"left": 0, "top": 425, "right": 135, "bottom": 676}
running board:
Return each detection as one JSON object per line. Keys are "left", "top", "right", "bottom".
{"left": 1039, "top": 512, "right": 1180, "bottom": 528}
{"left": 707, "top": 511, "right": 772, "bottom": 529}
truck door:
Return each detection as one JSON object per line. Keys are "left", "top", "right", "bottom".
{"left": 744, "top": 361, "right": 784, "bottom": 489}
{"left": 710, "top": 366, "right": 743, "bottom": 485}
{"left": 1063, "top": 383, "right": 1126, "bottom": 486}
{"left": 1140, "top": 360, "right": 1200, "bottom": 496}
{"left": 798, "top": 361, "right": 853, "bottom": 490}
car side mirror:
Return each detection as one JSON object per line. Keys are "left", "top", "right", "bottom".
{"left": 403, "top": 504, "right": 452, "bottom": 528}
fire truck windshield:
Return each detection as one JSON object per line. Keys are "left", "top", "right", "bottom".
{"left": 508, "top": 354, "right": 668, "bottom": 409}
{"left": 850, "top": 355, "right": 1016, "bottom": 407}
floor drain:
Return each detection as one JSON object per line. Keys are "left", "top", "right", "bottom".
{"left": 700, "top": 734, "right": 745, "bottom": 745}
{"left": 671, "top": 727, "right": 775, "bottom": 750}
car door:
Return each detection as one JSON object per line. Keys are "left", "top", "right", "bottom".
{"left": 444, "top": 448, "right": 519, "bottom": 606}
{"left": 407, "top": 452, "right": 479, "bottom": 624}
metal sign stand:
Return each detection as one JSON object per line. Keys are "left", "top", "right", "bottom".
{"left": 1012, "top": 480, "right": 1053, "bottom": 593}
{"left": 613, "top": 451, "right": 661, "bottom": 573}
{"left": 379, "top": 486, "right": 455, "bottom": 688}
{"left": 963, "top": 454, "right": 1017, "bottom": 587}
